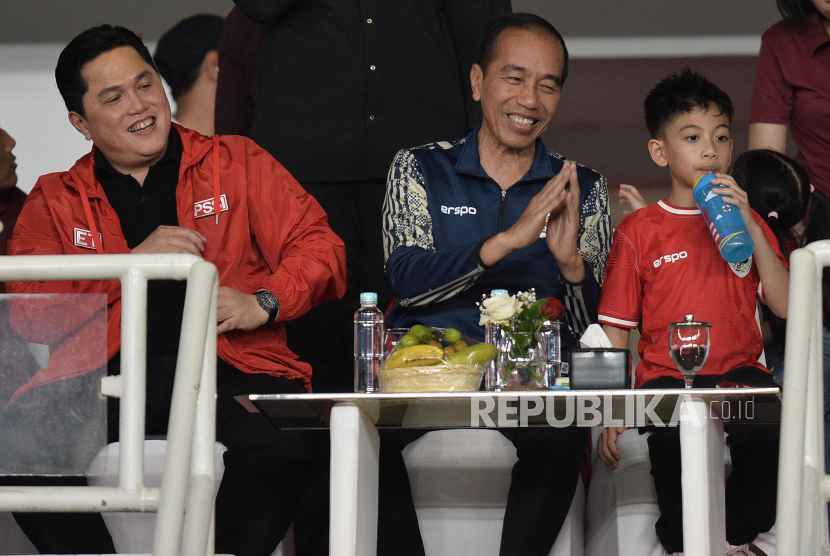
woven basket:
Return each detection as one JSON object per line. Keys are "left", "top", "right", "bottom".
{"left": 377, "top": 364, "right": 484, "bottom": 393}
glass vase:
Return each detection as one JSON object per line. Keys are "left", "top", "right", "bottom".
{"left": 499, "top": 330, "right": 545, "bottom": 390}
{"left": 485, "top": 321, "right": 561, "bottom": 391}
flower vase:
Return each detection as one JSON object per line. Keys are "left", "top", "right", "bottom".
{"left": 485, "top": 321, "right": 561, "bottom": 391}
{"left": 499, "top": 330, "right": 545, "bottom": 390}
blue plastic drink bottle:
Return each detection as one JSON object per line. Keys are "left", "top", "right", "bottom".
{"left": 692, "top": 174, "right": 754, "bottom": 264}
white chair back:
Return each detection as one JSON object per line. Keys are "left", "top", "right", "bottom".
{"left": 0, "top": 254, "right": 218, "bottom": 556}
{"left": 777, "top": 241, "right": 830, "bottom": 555}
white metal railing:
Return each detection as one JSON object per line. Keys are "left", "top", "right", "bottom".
{"left": 777, "top": 241, "right": 830, "bottom": 555}
{"left": 0, "top": 254, "right": 219, "bottom": 556}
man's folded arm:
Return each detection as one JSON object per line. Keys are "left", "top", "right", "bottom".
{"left": 242, "top": 141, "right": 347, "bottom": 322}
{"left": 385, "top": 243, "right": 487, "bottom": 307}
{"left": 382, "top": 148, "right": 492, "bottom": 307}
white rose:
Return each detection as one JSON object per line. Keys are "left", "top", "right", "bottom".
{"left": 479, "top": 293, "right": 521, "bottom": 326}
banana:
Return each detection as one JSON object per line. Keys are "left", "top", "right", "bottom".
{"left": 446, "top": 343, "right": 499, "bottom": 366}
{"left": 383, "top": 344, "right": 445, "bottom": 370}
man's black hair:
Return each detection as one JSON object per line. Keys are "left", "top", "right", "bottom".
{"left": 56, "top": 25, "right": 156, "bottom": 117}
{"left": 154, "top": 14, "right": 225, "bottom": 100}
{"left": 644, "top": 68, "right": 734, "bottom": 139}
{"left": 477, "top": 13, "right": 569, "bottom": 87}
{"left": 776, "top": 0, "right": 819, "bottom": 24}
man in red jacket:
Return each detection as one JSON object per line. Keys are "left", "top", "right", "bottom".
{"left": 6, "top": 24, "right": 346, "bottom": 556}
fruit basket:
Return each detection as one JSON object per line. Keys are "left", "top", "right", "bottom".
{"left": 377, "top": 363, "right": 484, "bottom": 393}
{"left": 377, "top": 326, "right": 497, "bottom": 393}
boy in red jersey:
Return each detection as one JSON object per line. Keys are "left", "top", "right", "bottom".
{"left": 596, "top": 69, "right": 789, "bottom": 555}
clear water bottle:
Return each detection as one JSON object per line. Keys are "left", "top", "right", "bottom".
{"left": 354, "top": 292, "right": 384, "bottom": 393}
{"left": 484, "top": 289, "right": 509, "bottom": 390}
{"left": 693, "top": 173, "right": 754, "bottom": 264}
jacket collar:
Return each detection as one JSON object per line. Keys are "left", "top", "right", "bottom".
{"left": 175, "top": 122, "right": 214, "bottom": 177}
{"left": 454, "top": 126, "right": 557, "bottom": 183}
{"left": 66, "top": 122, "right": 215, "bottom": 200}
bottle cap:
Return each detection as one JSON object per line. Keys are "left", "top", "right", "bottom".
{"left": 693, "top": 173, "right": 716, "bottom": 193}
{"left": 360, "top": 292, "right": 378, "bottom": 304}
{"left": 490, "top": 289, "right": 508, "bottom": 296}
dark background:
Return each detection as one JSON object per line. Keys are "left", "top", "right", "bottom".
{"left": 0, "top": 0, "right": 786, "bottom": 225}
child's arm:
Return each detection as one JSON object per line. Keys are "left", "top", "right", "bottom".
{"left": 618, "top": 183, "right": 648, "bottom": 216}
{"left": 602, "top": 324, "right": 630, "bottom": 349}
{"left": 712, "top": 174, "right": 789, "bottom": 318}
{"left": 597, "top": 324, "right": 632, "bottom": 469}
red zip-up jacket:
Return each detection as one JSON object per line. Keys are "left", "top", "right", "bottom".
{"left": 7, "top": 125, "right": 346, "bottom": 396}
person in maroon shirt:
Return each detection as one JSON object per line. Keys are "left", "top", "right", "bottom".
{"left": 749, "top": 0, "right": 830, "bottom": 196}
{"left": 214, "top": 7, "right": 262, "bottom": 138}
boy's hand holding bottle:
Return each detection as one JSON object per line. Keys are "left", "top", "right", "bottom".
{"left": 694, "top": 173, "right": 755, "bottom": 264}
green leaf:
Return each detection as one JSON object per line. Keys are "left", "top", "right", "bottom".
{"left": 522, "top": 299, "right": 545, "bottom": 321}
{"left": 517, "top": 320, "right": 534, "bottom": 334}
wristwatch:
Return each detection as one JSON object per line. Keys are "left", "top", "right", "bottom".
{"left": 255, "top": 290, "right": 279, "bottom": 325}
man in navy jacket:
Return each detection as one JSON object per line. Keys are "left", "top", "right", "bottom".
{"left": 380, "top": 13, "right": 611, "bottom": 556}
{"left": 384, "top": 18, "right": 610, "bottom": 349}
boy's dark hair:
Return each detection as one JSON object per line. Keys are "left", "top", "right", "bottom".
{"left": 477, "top": 13, "right": 569, "bottom": 87}
{"left": 776, "top": 0, "right": 818, "bottom": 25}
{"left": 154, "top": 14, "right": 224, "bottom": 100}
{"left": 56, "top": 25, "right": 156, "bottom": 117}
{"left": 644, "top": 68, "right": 734, "bottom": 139}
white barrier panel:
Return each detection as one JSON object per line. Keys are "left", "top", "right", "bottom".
{"left": 0, "top": 293, "right": 107, "bottom": 475}
{"left": 0, "top": 254, "right": 218, "bottom": 556}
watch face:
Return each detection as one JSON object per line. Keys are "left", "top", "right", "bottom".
{"left": 257, "top": 291, "right": 278, "bottom": 314}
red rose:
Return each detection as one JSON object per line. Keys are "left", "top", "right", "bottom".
{"left": 541, "top": 297, "right": 565, "bottom": 321}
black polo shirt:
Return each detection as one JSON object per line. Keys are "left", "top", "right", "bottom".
{"left": 95, "top": 129, "right": 186, "bottom": 353}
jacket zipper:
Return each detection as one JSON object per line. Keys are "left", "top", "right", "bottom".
{"left": 497, "top": 189, "right": 507, "bottom": 231}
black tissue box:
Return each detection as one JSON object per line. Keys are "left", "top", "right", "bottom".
{"left": 568, "top": 348, "right": 631, "bottom": 390}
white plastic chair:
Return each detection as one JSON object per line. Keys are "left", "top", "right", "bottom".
{"left": 0, "top": 254, "right": 218, "bottom": 556}
{"left": 403, "top": 429, "right": 585, "bottom": 556}
{"left": 777, "top": 240, "right": 830, "bottom": 555}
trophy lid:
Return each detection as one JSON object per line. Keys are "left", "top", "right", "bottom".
{"left": 667, "top": 313, "right": 712, "bottom": 329}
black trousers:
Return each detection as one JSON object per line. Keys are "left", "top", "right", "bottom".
{"left": 377, "top": 427, "right": 588, "bottom": 556}
{"left": 284, "top": 179, "right": 393, "bottom": 394}
{"left": 5, "top": 352, "right": 322, "bottom": 556}
{"left": 642, "top": 368, "right": 779, "bottom": 553}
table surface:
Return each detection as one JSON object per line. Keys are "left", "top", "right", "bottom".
{"left": 246, "top": 388, "right": 780, "bottom": 430}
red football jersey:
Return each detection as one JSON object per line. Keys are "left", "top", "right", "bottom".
{"left": 598, "top": 200, "right": 787, "bottom": 388}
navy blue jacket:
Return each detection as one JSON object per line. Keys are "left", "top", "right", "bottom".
{"left": 382, "top": 128, "right": 611, "bottom": 345}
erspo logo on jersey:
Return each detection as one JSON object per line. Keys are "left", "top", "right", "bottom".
{"left": 653, "top": 251, "right": 688, "bottom": 268}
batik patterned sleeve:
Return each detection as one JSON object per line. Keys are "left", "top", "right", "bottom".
{"left": 559, "top": 168, "right": 612, "bottom": 337}
{"left": 383, "top": 149, "right": 486, "bottom": 306}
